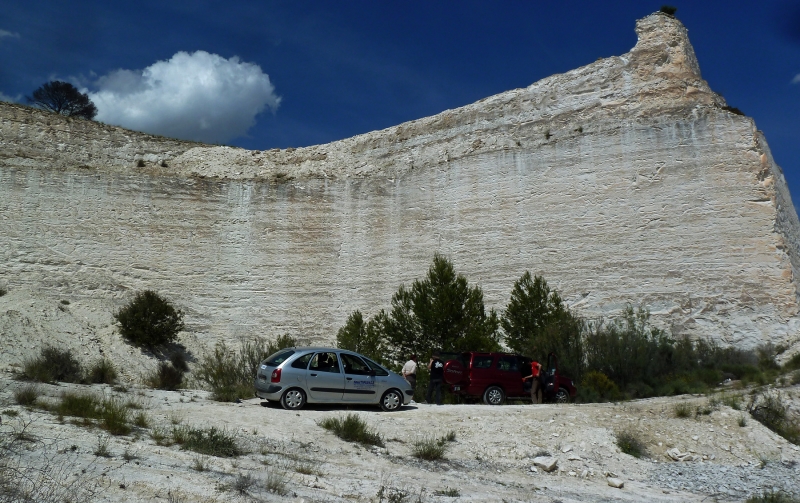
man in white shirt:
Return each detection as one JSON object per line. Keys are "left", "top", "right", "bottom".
{"left": 401, "top": 355, "right": 418, "bottom": 393}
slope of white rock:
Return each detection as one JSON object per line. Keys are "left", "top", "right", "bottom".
{"left": 1, "top": 12, "right": 798, "bottom": 360}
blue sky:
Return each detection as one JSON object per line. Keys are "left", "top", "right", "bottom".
{"left": 1, "top": 1, "right": 799, "bottom": 200}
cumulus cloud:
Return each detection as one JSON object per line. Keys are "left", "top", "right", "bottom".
{"left": 89, "top": 51, "right": 280, "bottom": 143}
{"left": 793, "top": 74, "right": 800, "bottom": 84}
{"left": 0, "top": 91, "right": 21, "bottom": 103}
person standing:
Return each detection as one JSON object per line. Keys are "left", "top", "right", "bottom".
{"left": 401, "top": 354, "right": 418, "bottom": 392}
{"left": 426, "top": 351, "right": 444, "bottom": 405}
{"left": 523, "top": 359, "right": 543, "bottom": 404}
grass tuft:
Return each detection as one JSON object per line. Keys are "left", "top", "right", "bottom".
{"left": 86, "top": 358, "right": 118, "bottom": 384}
{"left": 673, "top": 402, "right": 693, "bottom": 418}
{"left": 318, "top": 413, "right": 384, "bottom": 447}
{"left": 615, "top": 429, "right": 646, "bottom": 458}
{"left": 411, "top": 435, "right": 449, "bottom": 461}
{"left": 746, "top": 491, "right": 800, "bottom": 503}
{"left": 171, "top": 425, "right": 242, "bottom": 457}
{"left": 13, "top": 384, "right": 40, "bottom": 406}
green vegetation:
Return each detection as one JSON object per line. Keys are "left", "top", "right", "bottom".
{"left": 86, "top": 358, "right": 118, "bottom": 384}
{"left": 746, "top": 492, "right": 800, "bottom": 503}
{"left": 615, "top": 429, "right": 646, "bottom": 458}
{"left": 411, "top": 433, "right": 454, "bottom": 461}
{"left": 194, "top": 334, "right": 296, "bottom": 401}
{"left": 747, "top": 390, "right": 799, "bottom": 445}
{"left": 13, "top": 385, "right": 40, "bottom": 406}
{"left": 53, "top": 391, "right": 134, "bottom": 435}
{"left": 659, "top": 6, "right": 677, "bottom": 16}
{"left": 114, "top": 290, "right": 184, "bottom": 348}
{"left": 145, "top": 360, "right": 185, "bottom": 390}
{"left": 673, "top": 402, "right": 693, "bottom": 419}
{"left": 339, "top": 254, "right": 500, "bottom": 367}
{"left": 318, "top": 413, "right": 384, "bottom": 447}
{"left": 336, "top": 310, "right": 384, "bottom": 362}
{"left": 434, "top": 488, "right": 460, "bottom": 497}
{"left": 22, "top": 346, "right": 83, "bottom": 383}
{"left": 171, "top": 425, "right": 242, "bottom": 457}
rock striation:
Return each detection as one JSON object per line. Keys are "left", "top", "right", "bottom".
{"left": 1, "top": 12, "right": 799, "bottom": 358}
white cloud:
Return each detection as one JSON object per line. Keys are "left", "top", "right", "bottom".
{"left": 793, "top": 74, "right": 800, "bottom": 85}
{"left": 0, "top": 91, "right": 21, "bottom": 103}
{"left": 89, "top": 51, "right": 281, "bottom": 143}
{"left": 0, "top": 29, "right": 20, "bottom": 39}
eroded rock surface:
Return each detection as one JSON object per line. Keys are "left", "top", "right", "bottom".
{"left": 1, "top": 12, "right": 799, "bottom": 360}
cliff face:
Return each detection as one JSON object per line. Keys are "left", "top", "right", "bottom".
{"left": 1, "top": 13, "right": 798, "bottom": 360}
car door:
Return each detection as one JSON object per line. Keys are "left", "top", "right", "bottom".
{"left": 305, "top": 351, "right": 345, "bottom": 402}
{"left": 497, "top": 355, "right": 524, "bottom": 396}
{"left": 340, "top": 353, "right": 378, "bottom": 402}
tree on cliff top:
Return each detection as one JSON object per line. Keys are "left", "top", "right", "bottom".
{"left": 27, "top": 81, "right": 98, "bottom": 120}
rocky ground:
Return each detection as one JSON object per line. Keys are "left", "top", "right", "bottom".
{"left": 1, "top": 376, "right": 799, "bottom": 503}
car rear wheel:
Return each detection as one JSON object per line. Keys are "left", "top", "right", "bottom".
{"left": 555, "top": 389, "right": 570, "bottom": 404}
{"left": 281, "top": 388, "right": 306, "bottom": 410}
{"left": 380, "top": 389, "right": 403, "bottom": 412}
{"left": 483, "top": 385, "right": 505, "bottom": 405}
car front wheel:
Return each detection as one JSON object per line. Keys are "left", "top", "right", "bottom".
{"left": 555, "top": 389, "right": 570, "bottom": 404}
{"left": 483, "top": 386, "right": 505, "bottom": 405}
{"left": 380, "top": 389, "right": 403, "bottom": 412}
{"left": 281, "top": 388, "right": 306, "bottom": 410}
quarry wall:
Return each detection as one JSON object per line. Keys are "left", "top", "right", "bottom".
{"left": 1, "top": 13, "right": 799, "bottom": 355}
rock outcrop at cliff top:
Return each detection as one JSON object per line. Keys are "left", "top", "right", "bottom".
{"left": 1, "top": 12, "right": 799, "bottom": 363}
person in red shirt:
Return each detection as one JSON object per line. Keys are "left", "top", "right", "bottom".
{"left": 523, "top": 360, "right": 543, "bottom": 404}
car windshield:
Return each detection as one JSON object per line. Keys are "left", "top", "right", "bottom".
{"left": 264, "top": 349, "right": 295, "bottom": 366}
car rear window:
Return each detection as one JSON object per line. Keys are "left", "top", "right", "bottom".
{"left": 264, "top": 349, "right": 295, "bottom": 366}
{"left": 290, "top": 352, "right": 313, "bottom": 369}
{"left": 497, "top": 356, "right": 519, "bottom": 372}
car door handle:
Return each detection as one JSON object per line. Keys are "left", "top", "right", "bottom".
{"left": 346, "top": 377, "right": 353, "bottom": 381}
{"left": 310, "top": 373, "right": 318, "bottom": 377}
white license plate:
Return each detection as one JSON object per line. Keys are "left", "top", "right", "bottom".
{"left": 453, "top": 386, "right": 460, "bottom": 391}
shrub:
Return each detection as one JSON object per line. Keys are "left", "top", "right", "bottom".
{"left": 659, "top": 6, "right": 677, "bottom": 16}
{"left": 114, "top": 290, "right": 184, "bottom": 348}
{"left": 171, "top": 425, "right": 242, "bottom": 457}
{"left": 13, "top": 385, "right": 40, "bottom": 406}
{"left": 615, "top": 429, "right": 646, "bottom": 458}
{"left": 746, "top": 492, "right": 800, "bottom": 503}
{"left": 100, "top": 397, "right": 131, "bottom": 435}
{"left": 22, "top": 346, "right": 83, "bottom": 383}
{"left": 411, "top": 436, "right": 448, "bottom": 461}
{"left": 57, "top": 392, "right": 101, "bottom": 419}
{"left": 195, "top": 335, "right": 296, "bottom": 402}
{"left": 674, "top": 402, "right": 693, "bottom": 419}
{"left": 262, "top": 467, "right": 288, "bottom": 496}
{"left": 145, "top": 361, "right": 185, "bottom": 390}
{"left": 747, "top": 391, "right": 800, "bottom": 444}
{"left": 581, "top": 371, "right": 620, "bottom": 401}
{"left": 231, "top": 473, "right": 255, "bottom": 495}
{"left": 86, "top": 358, "right": 118, "bottom": 384}
{"left": 318, "top": 413, "right": 384, "bottom": 447}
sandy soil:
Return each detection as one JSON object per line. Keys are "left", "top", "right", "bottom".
{"left": 2, "top": 377, "right": 799, "bottom": 503}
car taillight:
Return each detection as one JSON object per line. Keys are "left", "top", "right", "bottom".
{"left": 270, "top": 368, "right": 281, "bottom": 383}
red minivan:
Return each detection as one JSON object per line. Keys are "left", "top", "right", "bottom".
{"left": 443, "top": 352, "right": 577, "bottom": 405}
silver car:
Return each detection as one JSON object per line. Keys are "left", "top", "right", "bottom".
{"left": 254, "top": 347, "right": 413, "bottom": 411}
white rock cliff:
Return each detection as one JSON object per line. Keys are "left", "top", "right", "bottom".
{"left": 1, "top": 13, "right": 799, "bottom": 358}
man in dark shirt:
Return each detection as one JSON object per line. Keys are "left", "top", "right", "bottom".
{"left": 426, "top": 351, "right": 445, "bottom": 405}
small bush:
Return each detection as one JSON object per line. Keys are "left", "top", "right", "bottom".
{"left": 195, "top": 335, "right": 297, "bottom": 402}
{"left": 746, "top": 491, "right": 800, "bottom": 503}
{"left": 581, "top": 371, "right": 620, "bottom": 401}
{"left": 57, "top": 391, "right": 101, "bottom": 419}
{"left": 171, "top": 425, "right": 242, "bottom": 457}
{"left": 169, "top": 352, "right": 189, "bottom": 372}
{"left": 615, "top": 429, "right": 646, "bottom": 458}
{"left": 660, "top": 6, "right": 677, "bottom": 15}
{"left": 87, "top": 358, "right": 118, "bottom": 384}
{"left": 674, "top": 402, "right": 693, "bottom": 418}
{"left": 747, "top": 391, "right": 800, "bottom": 444}
{"left": 231, "top": 473, "right": 255, "bottom": 495}
{"left": 114, "top": 290, "right": 184, "bottom": 348}
{"left": 145, "top": 361, "right": 185, "bottom": 390}
{"left": 22, "top": 346, "right": 83, "bottom": 383}
{"left": 435, "top": 488, "right": 460, "bottom": 497}
{"left": 262, "top": 467, "right": 288, "bottom": 496}
{"left": 13, "top": 385, "right": 40, "bottom": 406}
{"left": 133, "top": 411, "right": 149, "bottom": 428}
{"left": 411, "top": 436, "right": 447, "bottom": 461}
{"left": 100, "top": 397, "right": 131, "bottom": 435}
{"left": 94, "top": 435, "right": 112, "bottom": 457}
{"left": 738, "top": 415, "right": 748, "bottom": 427}
{"left": 318, "top": 413, "right": 384, "bottom": 447}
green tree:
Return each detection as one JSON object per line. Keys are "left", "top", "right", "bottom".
{"left": 379, "top": 254, "right": 501, "bottom": 365}
{"left": 114, "top": 290, "right": 184, "bottom": 348}
{"left": 27, "top": 81, "right": 98, "bottom": 119}
{"left": 501, "top": 272, "right": 585, "bottom": 379}
{"left": 336, "top": 310, "right": 385, "bottom": 362}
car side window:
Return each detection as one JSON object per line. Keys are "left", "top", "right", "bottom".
{"left": 497, "top": 356, "right": 519, "bottom": 372}
{"left": 309, "top": 352, "right": 341, "bottom": 373}
{"left": 362, "top": 357, "right": 389, "bottom": 377}
{"left": 290, "top": 353, "right": 313, "bottom": 369}
{"left": 473, "top": 356, "right": 493, "bottom": 369}
{"left": 340, "top": 353, "right": 371, "bottom": 375}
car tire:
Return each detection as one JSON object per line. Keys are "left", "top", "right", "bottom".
{"left": 281, "top": 388, "right": 306, "bottom": 410}
{"left": 555, "top": 389, "right": 570, "bottom": 404}
{"left": 483, "top": 385, "right": 505, "bottom": 405}
{"left": 380, "top": 389, "right": 403, "bottom": 412}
